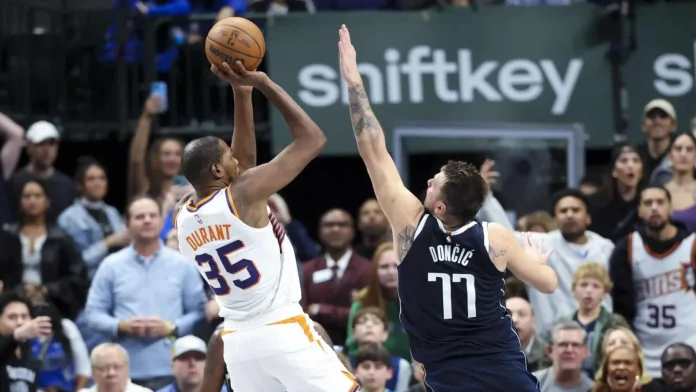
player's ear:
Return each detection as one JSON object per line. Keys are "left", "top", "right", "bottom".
{"left": 210, "top": 163, "right": 223, "bottom": 179}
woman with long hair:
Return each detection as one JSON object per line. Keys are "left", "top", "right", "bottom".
{"left": 344, "top": 242, "right": 410, "bottom": 359}
{"left": 595, "top": 327, "right": 652, "bottom": 386}
{"left": 592, "top": 346, "right": 644, "bottom": 392}
{"left": 664, "top": 133, "right": 696, "bottom": 232}
{"left": 0, "top": 180, "right": 88, "bottom": 319}
{"left": 591, "top": 144, "right": 644, "bottom": 242}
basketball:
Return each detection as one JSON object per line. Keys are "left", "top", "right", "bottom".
{"left": 205, "top": 17, "right": 266, "bottom": 71}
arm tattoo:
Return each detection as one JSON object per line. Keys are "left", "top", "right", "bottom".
{"left": 246, "top": 153, "right": 256, "bottom": 166}
{"left": 397, "top": 226, "right": 416, "bottom": 261}
{"left": 489, "top": 246, "right": 508, "bottom": 261}
{"left": 347, "top": 84, "right": 380, "bottom": 137}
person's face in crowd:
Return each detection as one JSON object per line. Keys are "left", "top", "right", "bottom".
{"left": 506, "top": 297, "right": 535, "bottom": 345}
{"left": 548, "top": 329, "right": 588, "bottom": 372}
{"left": 357, "top": 199, "right": 388, "bottom": 238}
{"left": 579, "top": 183, "right": 599, "bottom": 197}
{"left": 158, "top": 139, "right": 183, "bottom": 178}
{"left": 554, "top": 196, "right": 590, "bottom": 240}
{"left": 92, "top": 348, "right": 129, "bottom": 392}
{"left": 604, "top": 329, "right": 635, "bottom": 354}
{"left": 662, "top": 346, "right": 696, "bottom": 392}
{"left": 166, "top": 229, "right": 179, "bottom": 250}
{"left": 574, "top": 277, "right": 605, "bottom": 312}
{"left": 638, "top": 188, "right": 672, "bottom": 232}
{"left": 172, "top": 351, "right": 206, "bottom": 390}
{"left": 355, "top": 360, "right": 392, "bottom": 392}
{"left": 353, "top": 314, "right": 388, "bottom": 345}
{"left": 27, "top": 139, "right": 58, "bottom": 170}
{"left": 20, "top": 181, "right": 49, "bottom": 218}
{"left": 127, "top": 198, "right": 163, "bottom": 242}
{"left": 376, "top": 249, "right": 398, "bottom": 290}
{"left": 669, "top": 134, "right": 696, "bottom": 174}
{"left": 613, "top": 150, "right": 643, "bottom": 189}
{"left": 605, "top": 347, "right": 641, "bottom": 392}
{"left": 643, "top": 108, "right": 676, "bottom": 140}
{"left": 0, "top": 301, "right": 30, "bottom": 335}
{"left": 81, "top": 164, "right": 108, "bottom": 201}
{"left": 318, "top": 209, "right": 354, "bottom": 252}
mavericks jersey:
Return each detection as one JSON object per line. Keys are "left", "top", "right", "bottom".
{"left": 176, "top": 187, "right": 301, "bottom": 321}
{"left": 398, "top": 215, "right": 522, "bottom": 365}
{"left": 629, "top": 232, "right": 696, "bottom": 377}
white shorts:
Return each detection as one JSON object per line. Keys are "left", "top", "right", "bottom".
{"left": 221, "top": 305, "right": 359, "bottom": 392}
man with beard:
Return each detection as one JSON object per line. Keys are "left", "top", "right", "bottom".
{"left": 354, "top": 199, "right": 390, "bottom": 260}
{"left": 610, "top": 186, "right": 696, "bottom": 378}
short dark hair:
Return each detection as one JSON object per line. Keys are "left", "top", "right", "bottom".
{"left": 662, "top": 342, "right": 696, "bottom": 361}
{"left": 640, "top": 185, "right": 671, "bottom": 203}
{"left": 126, "top": 195, "right": 161, "bottom": 220}
{"left": 74, "top": 156, "right": 107, "bottom": 186}
{"left": 440, "top": 161, "right": 488, "bottom": 223}
{"left": 181, "top": 136, "right": 226, "bottom": 188}
{"left": 552, "top": 188, "right": 589, "bottom": 212}
{"left": 355, "top": 343, "right": 392, "bottom": 369}
{"left": 0, "top": 292, "right": 31, "bottom": 317}
{"left": 352, "top": 306, "right": 387, "bottom": 330}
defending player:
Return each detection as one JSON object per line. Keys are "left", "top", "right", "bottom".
{"left": 175, "top": 62, "right": 357, "bottom": 392}
{"left": 338, "top": 24, "right": 558, "bottom": 392}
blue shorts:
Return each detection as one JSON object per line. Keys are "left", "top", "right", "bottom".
{"left": 422, "top": 354, "right": 539, "bottom": 392}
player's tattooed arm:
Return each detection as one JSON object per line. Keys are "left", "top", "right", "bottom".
{"left": 488, "top": 245, "right": 508, "bottom": 263}
{"left": 348, "top": 85, "right": 381, "bottom": 138}
{"left": 397, "top": 225, "right": 416, "bottom": 261}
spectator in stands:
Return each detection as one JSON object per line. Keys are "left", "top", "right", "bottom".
{"left": 127, "top": 96, "right": 183, "bottom": 206}
{"left": 354, "top": 343, "right": 394, "bottom": 392}
{"left": 165, "top": 228, "right": 179, "bottom": 249}
{"left": 9, "top": 121, "right": 77, "bottom": 222}
{"left": 638, "top": 99, "right": 677, "bottom": 185}
{"left": 301, "top": 208, "right": 371, "bottom": 345}
{"left": 664, "top": 134, "right": 696, "bottom": 232}
{"left": 516, "top": 211, "right": 556, "bottom": 233}
{"left": 506, "top": 297, "right": 550, "bottom": 372}
{"left": 28, "top": 301, "right": 91, "bottom": 392}
{"left": 592, "top": 346, "right": 644, "bottom": 392}
{"left": 0, "top": 112, "right": 25, "bottom": 225}
{"left": 553, "top": 263, "right": 629, "bottom": 378}
{"left": 579, "top": 172, "right": 608, "bottom": 199}
{"left": 347, "top": 307, "right": 411, "bottom": 392}
{"left": 268, "top": 193, "right": 319, "bottom": 262}
{"left": 345, "top": 242, "right": 409, "bottom": 360}
{"left": 0, "top": 292, "right": 50, "bottom": 392}
{"left": 58, "top": 157, "right": 129, "bottom": 280}
{"left": 0, "top": 180, "right": 88, "bottom": 320}
{"left": 504, "top": 277, "right": 529, "bottom": 301}
{"left": 609, "top": 186, "right": 696, "bottom": 377}
{"left": 84, "top": 196, "right": 206, "bottom": 391}
{"left": 533, "top": 321, "right": 595, "bottom": 392}
{"left": 596, "top": 328, "right": 651, "bottom": 386}
{"left": 81, "top": 343, "right": 153, "bottom": 392}
{"left": 643, "top": 343, "right": 696, "bottom": 392}
{"left": 160, "top": 183, "right": 193, "bottom": 242}
{"left": 156, "top": 335, "right": 226, "bottom": 392}
{"left": 247, "top": 0, "right": 315, "bottom": 15}
{"left": 354, "top": 198, "right": 390, "bottom": 260}
{"left": 591, "top": 145, "right": 643, "bottom": 242}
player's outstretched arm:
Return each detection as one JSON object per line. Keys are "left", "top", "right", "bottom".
{"left": 338, "top": 25, "right": 423, "bottom": 254}
{"left": 487, "top": 223, "right": 557, "bottom": 294}
{"left": 227, "top": 67, "right": 326, "bottom": 203}
{"left": 212, "top": 62, "right": 257, "bottom": 172}
{"left": 200, "top": 329, "right": 226, "bottom": 392}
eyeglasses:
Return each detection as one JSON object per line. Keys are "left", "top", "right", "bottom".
{"left": 663, "top": 358, "right": 693, "bottom": 371}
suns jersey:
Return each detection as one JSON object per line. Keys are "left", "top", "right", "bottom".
{"left": 176, "top": 187, "right": 301, "bottom": 321}
{"left": 629, "top": 231, "right": 696, "bottom": 376}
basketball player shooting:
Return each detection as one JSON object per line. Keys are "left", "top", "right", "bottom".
{"left": 338, "top": 24, "right": 558, "bottom": 392}
{"left": 175, "top": 62, "right": 358, "bottom": 392}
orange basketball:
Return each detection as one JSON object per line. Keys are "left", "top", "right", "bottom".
{"left": 205, "top": 17, "right": 265, "bottom": 71}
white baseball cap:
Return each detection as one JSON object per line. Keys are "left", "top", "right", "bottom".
{"left": 171, "top": 335, "right": 207, "bottom": 359}
{"left": 643, "top": 99, "right": 677, "bottom": 120}
{"left": 26, "top": 121, "right": 60, "bottom": 143}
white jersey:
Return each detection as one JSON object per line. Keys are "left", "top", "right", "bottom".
{"left": 176, "top": 187, "right": 301, "bottom": 321}
{"left": 630, "top": 231, "right": 696, "bottom": 377}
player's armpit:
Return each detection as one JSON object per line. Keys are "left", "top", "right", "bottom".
{"left": 200, "top": 330, "right": 225, "bottom": 392}
{"left": 488, "top": 223, "right": 557, "bottom": 294}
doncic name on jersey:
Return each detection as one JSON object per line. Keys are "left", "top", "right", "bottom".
{"left": 429, "top": 242, "right": 475, "bottom": 266}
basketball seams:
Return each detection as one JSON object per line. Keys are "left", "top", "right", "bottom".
{"left": 206, "top": 18, "right": 265, "bottom": 71}
{"left": 206, "top": 37, "right": 262, "bottom": 70}
{"left": 216, "top": 24, "right": 265, "bottom": 57}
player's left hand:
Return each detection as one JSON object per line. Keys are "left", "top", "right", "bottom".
{"left": 211, "top": 61, "right": 266, "bottom": 89}
{"left": 144, "top": 317, "right": 170, "bottom": 338}
{"left": 338, "top": 25, "right": 361, "bottom": 87}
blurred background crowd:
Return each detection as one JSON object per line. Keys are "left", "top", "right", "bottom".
{"left": 1, "top": 0, "right": 696, "bottom": 392}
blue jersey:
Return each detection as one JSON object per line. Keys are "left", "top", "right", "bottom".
{"left": 397, "top": 214, "right": 522, "bottom": 365}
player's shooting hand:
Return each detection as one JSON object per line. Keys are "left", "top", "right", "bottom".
{"left": 13, "top": 316, "right": 52, "bottom": 341}
{"left": 338, "top": 25, "right": 361, "bottom": 87}
{"left": 521, "top": 233, "right": 554, "bottom": 264}
{"left": 479, "top": 159, "right": 500, "bottom": 190}
{"left": 211, "top": 61, "right": 266, "bottom": 89}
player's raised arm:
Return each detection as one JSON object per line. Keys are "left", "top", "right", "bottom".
{"left": 227, "top": 65, "right": 326, "bottom": 203}
{"left": 487, "top": 223, "right": 557, "bottom": 294}
{"left": 212, "top": 62, "right": 258, "bottom": 172}
{"left": 338, "top": 25, "right": 423, "bottom": 237}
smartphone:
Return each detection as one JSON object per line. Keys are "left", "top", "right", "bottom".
{"left": 173, "top": 175, "right": 188, "bottom": 186}
{"left": 33, "top": 303, "right": 52, "bottom": 318}
{"left": 150, "top": 81, "right": 168, "bottom": 112}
